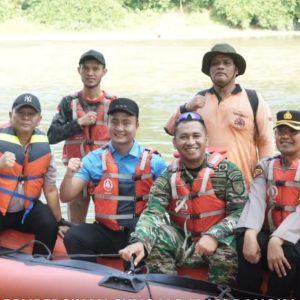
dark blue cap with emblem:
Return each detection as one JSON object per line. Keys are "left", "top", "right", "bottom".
{"left": 274, "top": 110, "right": 300, "bottom": 131}
{"left": 12, "top": 93, "right": 41, "bottom": 113}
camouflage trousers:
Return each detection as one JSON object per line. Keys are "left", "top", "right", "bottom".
{"left": 145, "top": 223, "right": 238, "bottom": 286}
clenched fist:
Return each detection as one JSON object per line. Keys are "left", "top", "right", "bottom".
{"left": 0, "top": 151, "right": 16, "bottom": 168}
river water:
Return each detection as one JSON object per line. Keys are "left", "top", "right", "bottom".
{"left": 0, "top": 35, "right": 299, "bottom": 220}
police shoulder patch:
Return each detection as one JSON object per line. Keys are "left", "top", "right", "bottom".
{"left": 253, "top": 165, "right": 264, "bottom": 178}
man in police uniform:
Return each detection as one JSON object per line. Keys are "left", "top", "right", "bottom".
{"left": 237, "top": 110, "right": 300, "bottom": 299}
{"left": 120, "top": 112, "right": 248, "bottom": 286}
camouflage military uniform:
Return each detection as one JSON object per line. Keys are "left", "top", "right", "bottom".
{"left": 130, "top": 153, "right": 248, "bottom": 286}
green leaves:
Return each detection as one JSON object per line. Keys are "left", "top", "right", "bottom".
{"left": 0, "top": 0, "right": 299, "bottom": 30}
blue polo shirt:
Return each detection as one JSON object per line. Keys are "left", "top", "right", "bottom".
{"left": 75, "top": 140, "right": 167, "bottom": 228}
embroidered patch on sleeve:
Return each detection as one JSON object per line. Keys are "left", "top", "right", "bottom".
{"left": 253, "top": 165, "right": 264, "bottom": 178}
{"left": 232, "top": 180, "right": 245, "bottom": 195}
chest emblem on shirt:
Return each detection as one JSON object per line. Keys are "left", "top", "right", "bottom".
{"left": 103, "top": 178, "right": 113, "bottom": 192}
{"left": 253, "top": 165, "right": 264, "bottom": 178}
{"left": 234, "top": 117, "right": 246, "bottom": 129}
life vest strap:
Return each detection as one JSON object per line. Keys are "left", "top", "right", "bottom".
{"left": 133, "top": 173, "right": 153, "bottom": 181}
{"left": 104, "top": 173, "right": 132, "bottom": 180}
{"left": 94, "top": 193, "right": 149, "bottom": 202}
{"left": 21, "top": 201, "right": 35, "bottom": 224}
{"left": 268, "top": 203, "right": 297, "bottom": 212}
{"left": 95, "top": 120, "right": 107, "bottom": 126}
{"left": 96, "top": 213, "right": 134, "bottom": 220}
{"left": 0, "top": 186, "right": 36, "bottom": 202}
{"left": 0, "top": 174, "right": 42, "bottom": 181}
{"left": 174, "top": 190, "right": 215, "bottom": 213}
{"left": 139, "top": 149, "right": 149, "bottom": 171}
{"left": 0, "top": 186, "right": 37, "bottom": 224}
{"left": 103, "top": 173, "right": 153, "bottom": 181}
{"left": 170, "top": 208, "right": 225, "bottom": 220}
{"left": 268, "top": 179, "right": 300, "bottom": 188}
{"left": 189, "top": 208, "right": 225, "bottom": 220}
{"left": 176, "top": 189, "right": 215, "bottom": 201}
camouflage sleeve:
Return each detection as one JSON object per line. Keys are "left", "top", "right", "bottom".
{"left": 205, "top": 160, "right": 248, "bottom": 245}
{"left": 129, "top": 169, "right": 172, "bottom": 254}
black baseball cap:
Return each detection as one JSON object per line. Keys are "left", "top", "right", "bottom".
{"left": 79, "top": 49, "right": 106, "bottom": 66}
{"left": 12, "top": 93, "right": 41, "bottom": 113}
{"left": 107, "top": 98, "right": 139, "bottom": 118}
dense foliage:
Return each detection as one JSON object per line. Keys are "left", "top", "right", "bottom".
{"left": 0, "top": 0, "right": 299, "bottom": 30}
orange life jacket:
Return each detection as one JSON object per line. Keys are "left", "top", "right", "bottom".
{"left": 265, "top": 156, "right": 300, "bottom": 232}
{"left": 62, "top": 91, "right": 116, "bottom": 165}
{"left": 93, "top": 146, "right": 156, "bottom": 231}
{"left": 0, "top": 126, "right": 51, "bottom": 221}
{"left": 168, "top": 152, "right": 227, "bottom": 241}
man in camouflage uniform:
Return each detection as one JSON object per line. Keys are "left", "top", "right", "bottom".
{"left": 119, "top": 112, "right": 248, "bottom": 286}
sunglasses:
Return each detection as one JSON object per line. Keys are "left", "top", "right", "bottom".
{"left": 175, "top": 112, "right": 204, "bottom": 126}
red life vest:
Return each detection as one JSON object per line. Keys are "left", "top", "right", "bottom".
{"left": 265, "top": 156, "right": 300, "bottom": 232}
{"left": 0, "top": 125, "right": 51, "bottom": 219}
{"left": 168, "top": 152, "right": 227, "bottom": 241}
{"left": 62, "top": 91, "right": 116, "bottom": 165}
{"left": 93, "top": 146, "right": 156, "bottom": 231}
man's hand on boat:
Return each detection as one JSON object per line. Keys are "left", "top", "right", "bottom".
{"left": 58, "top": 225, "right": 69, "bottom": 238}
{"left": 119, "top": 242, "right": 145, "bottom": 266}
{"left": 57, "top": 218, "right": 74, "bottom": 238}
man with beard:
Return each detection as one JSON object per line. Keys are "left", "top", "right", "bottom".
{"left": 164, "top": 43, "right": 274, "bottom": 190}
{"left": 48, "top": 49, "right": 116, "bottom": 224}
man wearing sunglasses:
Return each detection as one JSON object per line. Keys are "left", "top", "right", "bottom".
{"left": 165, "top": 43, "right": 274, "bottom": 191}
{"left": 237, "top": 110, "right": 300, "bottom": 299}
{"left": 120, "top": 112, "right": 248, "bottom": 286}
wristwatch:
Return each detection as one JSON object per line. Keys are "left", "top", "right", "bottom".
{"left": 57, "top": 218, "right": 73, "bottom": 227}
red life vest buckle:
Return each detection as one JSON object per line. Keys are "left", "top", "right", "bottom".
{"left": 85, "top": 139, "right": 95, "bottom": 145}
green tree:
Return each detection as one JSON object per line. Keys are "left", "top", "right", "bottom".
{"left": 0, "top": 0, "right": 22, "bottom": 21}
{"left": 21, "top": 0, "right": 127, "bottom": 30}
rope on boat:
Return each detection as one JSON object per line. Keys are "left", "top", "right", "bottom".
{"left": 0, "top": 240, "right": 52, "bottom": 259}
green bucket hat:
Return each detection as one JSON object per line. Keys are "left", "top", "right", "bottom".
{"left": 201, "top": 43, "right": 246, "bottom": 76}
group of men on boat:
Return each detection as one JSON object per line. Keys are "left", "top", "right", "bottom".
{"left": 0, "top": 43, "right": 299, "bottom": 299}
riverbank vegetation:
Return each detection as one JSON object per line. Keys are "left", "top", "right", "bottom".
{"left": 0, "top": 0, "right": 299, "bottom": 31}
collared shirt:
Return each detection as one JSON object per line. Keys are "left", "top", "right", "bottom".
{"left": 237, "top": 156, "right": 300, "bottom": 244}
{"left": 164, "top": 84, "right": 274, "bottom": 190}
{"left": 75, "top": 140, "right": 167, "bottom": 227}
{"left": 76, "top": 140, "right": 166, "bottom": 182}
{"left": 130, "top": 153, "right": 248, "bottom": 254}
